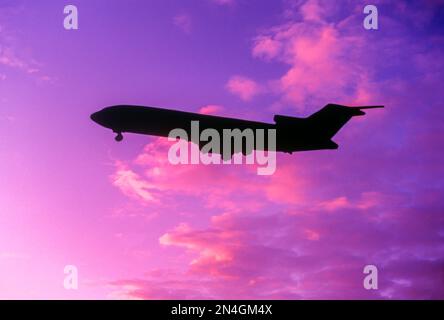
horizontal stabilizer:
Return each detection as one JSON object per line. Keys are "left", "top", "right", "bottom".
{"left": 350, "top": 105, "right": 384, "bottom": 110}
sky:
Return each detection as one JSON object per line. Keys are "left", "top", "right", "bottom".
{"left": 0, "top": 0, "right": 443, "bottom": 299}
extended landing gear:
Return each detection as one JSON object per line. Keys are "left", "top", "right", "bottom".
{"left": 114, "top": 132, "right": 123, "bottom": 142}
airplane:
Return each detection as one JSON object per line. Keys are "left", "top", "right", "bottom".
{"left": 90, "top": 104, "right": 383, "bottom": 157}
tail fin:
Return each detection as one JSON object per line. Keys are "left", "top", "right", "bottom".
{"left": 308, "top": 104, "right": 383, "bottom": 139}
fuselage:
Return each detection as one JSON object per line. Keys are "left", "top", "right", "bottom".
{"left": 90, "top": 105, "right": 339, "bottom": 153}
{"left": 91, "top": 105, "right": 274, "bottom": 136}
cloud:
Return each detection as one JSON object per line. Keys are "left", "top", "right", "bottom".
{"left": 108, "top": 130, "right": 444, "bottom": 299}
{"left": 111, "top": 161, "right": 158, "bottom": 203}
{"left": 211, "top": 0, "right": 235, "bottom": 6}
{"left": 226, "top": 76, "right": 262, "bottom": 101}
{"left": 252, "top": 36, "right": 282, "bottom": 61}
{"left": 316, "top": 192, "right": 381, "bottom": 212}
{"left": 253, "top": 20, "right": 373, "bottom": 110}
{"left": 248, "top": 0, "right": 430, "bottom": 112}
{"left": 0, "top": 9, "right": 52, "bottom": 81}
{"left": 109, "top": 0, "right": 444, "bottom": 300}
{"left": 111, "top": 191, "right": 444, "bottom": 299}
{"left": 264, "top": 163, "right": 307, "bottom": 204}
{"left": 159, "top": 223, "right": 239, "bottom": 269}
{"left": 0, "top": 44, "right": 39, "bottom": 74}
{"left": 110, "top": 138, "right": 303, "bottom": 213}
{"left": 173, "top": 14, "right": 192, "bottom": 34}
{"left": 198, "top": 105, "right": 225, "bottom": 115}
{"left": 300, "top": 0, "right": 325, "bottom": 22}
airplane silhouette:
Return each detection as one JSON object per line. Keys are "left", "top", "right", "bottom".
{"left": 91, "top": 104, "right": 383, "bottom": 157}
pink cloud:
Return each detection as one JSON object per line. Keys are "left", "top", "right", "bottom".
{"left": 0, "top": 42, "right": 42, "bottom": 77}
{"left": 252, "top": 36, "right": 281, "bottom": 60}
{"left": 107, "top": 0, "right": 444, "bottom": 300}
{"left": 304, "top": 229, "right": 320, "bottom": 241}
{"left": 264, "top": 163, "right": 308, "bottom": 204}
{"left": 0, "top": 0, "right": 442, "bottom": 301}
{"left": 107, "top": 122, "right": 444, "bottom": 299}
{"left": 0, "top": 22, "right": 52, "bottom": 82}
{"left": 198, "top": 104, "right": 225, "bottom": 115}
{"left": 110, "top": 139, "right": 306, "bottom": 213}
{"left": 316, "top": 192, "right": 381, "bottom": 212}
{"left": 112, "top": 161, "right": 158, "bottom": 203}
{"left": 300, "top": 0, "right": 325, "bottom": 22}
{"left": 248, "top": 1, "right": 387, "bottom": 111}
{"left": 226, "top": 75, "right": 261, "bottom": 101}
{"left": 110, "top": 191, "right": 444, "bottom": 299}
{"left": 159, "top": 223, "right": 239, "bottom": 272}
{"left": 173, "top": 14, "right": 192, "bottom": 34}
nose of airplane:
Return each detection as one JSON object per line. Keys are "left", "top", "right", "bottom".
{"left": 90, "top": 111, "right": 103, "bottom": 125}
{"left": 91, "top": 108, "right": 116, "bottom": 129}
{"left": 90, "top": 112, "right": 98, "bottom": 122}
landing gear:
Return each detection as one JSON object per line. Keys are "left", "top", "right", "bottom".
{"left": 115, "top": 132, "right": 123, "bottom": 142}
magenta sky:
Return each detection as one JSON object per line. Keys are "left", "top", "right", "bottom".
{"left": 1, "top": 0, "right": 443, "bottom": 299}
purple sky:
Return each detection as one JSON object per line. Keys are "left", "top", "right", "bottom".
{"left": 0, "top": 0, "right": 443, "bottom": 299}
